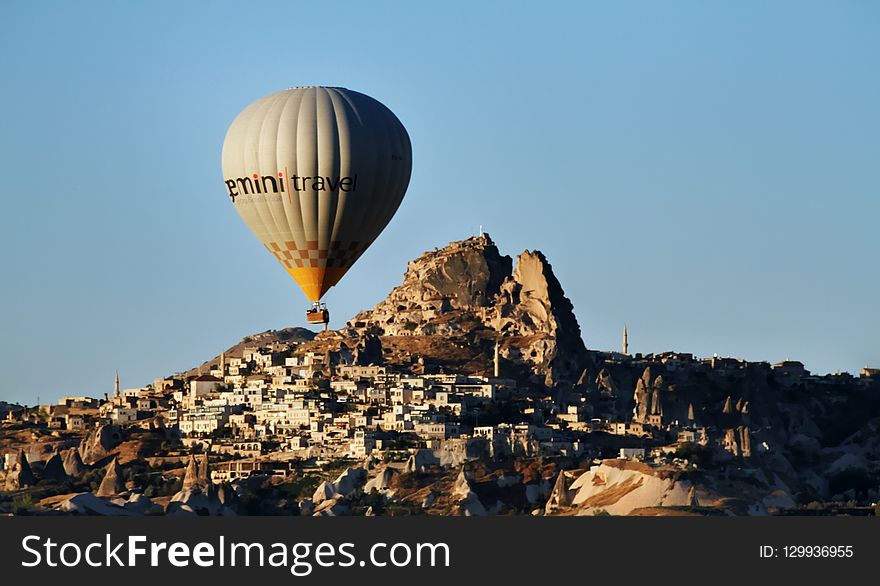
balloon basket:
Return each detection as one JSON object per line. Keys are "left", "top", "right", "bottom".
{"left": 306, "top": 303, "right": 330, "bottom": 330}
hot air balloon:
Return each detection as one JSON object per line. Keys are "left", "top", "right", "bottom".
{"left": 221, "top": 87, "right": 412, "bottom": 327}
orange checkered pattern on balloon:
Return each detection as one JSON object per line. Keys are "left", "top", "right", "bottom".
{"left": 264, "top": 240, "right": 370, "bottom": 269}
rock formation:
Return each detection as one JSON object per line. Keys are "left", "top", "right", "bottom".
{"left": 4, "top": 450, "right": 36, "bottom": 490}
{"left": 95, "top": 456, "right": 124, "bottom": 497}
{"left": 216, "top": 483, "right": 238, "bottom": 508}
{"left": 567, "top": 460, "right": 697, "bottom": 515}
{"left": 354, "top": 335, "right": 383, "bottom": 365}
{"left": 333, "top": 466, "right": 366, "bottom": 496}
{"left": 42, "top": 451, "right": 67, "bottom": 482}
{"left": 182, "top": 455, "right": 199, "bottom": 491}
{"left": 166, "top": 487, "right": 233, "bottom": 516}
{"left": 489, "top": 250, "right": 589, "bottom": 385}
{"left": 62, "top": 447, "right": 86, "bottom": 476}
{"left": 313, "top": 495, "right": 349, "bottom": 516}
{"left": 312, "top": 481, "right": 338, "bottom": 505}
{"left": 347, "top": 234, "right": 589, "bottom": 386}
{"left": 451, "top": 468, "right": 473, "bottom": 499}
{"left": 311, "top": 466, "right": 368, "bottom": 507}
{"left": 545, "top": 470, "right": 572, "bottom": 514}
{"left": 182, "top": 454, "right": 212, "bottom": 491}
{"left": 723, "top": 426, "right": 753, "bottom": 458}
{"left": 402, "top": 454, "right": 419, "bottom": 474}
{"left": 687, "top": 485, "right": 700, "bottom": 507}
{"left": 722, "top": 396, "right": 734, "bottom": 414}
{"left": 348, "top": 235, "right": 509, "bottom": 337}
{"left": 364, "top": 467, "right": 396, "bottom": 493}
{"left": 633, "top": 377, "right": 650, "bottom": 421}
{"left": 79, "top": 424, "right": 123, "bottom": 464}
{"left": 59, "top": 493, "right": 140, "bottom": 516}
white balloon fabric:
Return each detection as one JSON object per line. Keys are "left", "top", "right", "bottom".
{"left": 222, "top": 86, "right": 412, "bottom": 301}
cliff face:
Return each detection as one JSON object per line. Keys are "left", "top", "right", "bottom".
{"left": 347, "top": 234, "right": 588, "bottom": 386}
{"left": 490, "top": 250, "right": 589, "bottom": 386}
{"left": 349, "top": 235, "right": 511, "bottom": 335}
{"left": 79, "top": 424, "right": 123, "bottom": 465}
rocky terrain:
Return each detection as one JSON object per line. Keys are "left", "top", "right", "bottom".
{"left": 343, "top": 234, "right": 590, "bottom": 387}
{"left": 183, "top": 327, "right": 317, "bottom": 379}
{"left": 1, "top": 233, "right": 879, "bottom": 517}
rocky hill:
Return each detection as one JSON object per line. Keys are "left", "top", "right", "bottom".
{"left": 182, "top": 327, "right": 316, "bottom": 378}
{"left": 0, "top": 402, "right": 25, "bottom": 418}
{"left": 344, "top": 234, "right": 591, "bottom": 386}
{"left": 4, "top": 233, "right": 878, "bottom": 517}
{"left": 179, "top": 235, "right": 880, "bottom": 510}
{"left": 180, "top": 234, "right": 591, "bottom": 387}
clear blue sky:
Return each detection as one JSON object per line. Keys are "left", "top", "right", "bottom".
{"left": 1, "top": 1, "right": 877, "bottom": 405}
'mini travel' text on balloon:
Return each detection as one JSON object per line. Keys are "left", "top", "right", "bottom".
{"left": 224, "top": 173, "right": 359, "bottom": 202}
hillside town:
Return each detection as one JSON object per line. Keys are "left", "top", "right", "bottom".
{"left": 2, "top": 235, "right": 879, "bottom": 516}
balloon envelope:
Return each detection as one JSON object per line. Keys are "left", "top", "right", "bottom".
{"left": 221, "top": 86, "right": 412, "bottom": 301}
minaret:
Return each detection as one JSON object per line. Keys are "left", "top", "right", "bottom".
{"left": 622, "top": 325, "right": 629, "bottom": 355}
{"left": 114, "top": 370, "right": 120, "bottom": 399}
{"left": 220, "top": 352, "right": 226, "bottom": 377}
{"left": 493, "top": 340, "right": 500, "bottom": 378}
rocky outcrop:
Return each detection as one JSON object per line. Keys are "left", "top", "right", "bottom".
{"left": 544, "top": 470, "right": 572, "bottom": 514}
{"left": 313, "top": 495, "right": 350, "bottom": 516}
{"left": 566, "top": 460, "right": 696, "bottom": 516}
{"left": 216, "top": 483, "right": 238, "bottom": 509}
{"left": 182, "top": 456, "right": 199, "bottom": 491}
{"left": 347, "top": 234, "right": 589, "bottom": 386}
{"left": 451, "top": 468, "right": 472, "bottom": 499}
{"left": 185, "top": 327, "right": 317, "bottom": 379}
{"left": 723, "top": 426, "right": 752, "bottom": 458}
{"left": 633, "top": 376, "right": 651, "bottom": 421}
{"left": 489, "top": 250, "right": 588, "bottom": 385}
{"left": 62, "top": 447, "right": 86, "bottom": 476}
{"left": 348, "top": 235, "right": 511, "bottom": 335}
{"left": 182, "top": 454, "right": 212, "bottom": 491}
{"left": 42, "top": 452, "right": 68, "bottom": 482}
{"left": 198, "top": 454, "right": 210, "bottom": 486}
{"left": 164, "top": 478, "right": 236, "bottom": 516}
{"left": 312, "top": 481, "right": 338, "bottom": 504}
{"left": 364, "top": 467, "right": 396, "bottom": 494}
{"left": 333, "top": 466, "right": 367, "bottom": 496}
{"left": 354, "top": 335, "right": 383, "bottom": 365}
{"left": 4, "top": 450, "right": 36, "bottom": 490}
{"left": 79, "top": 424, "right": 123, "bottom": 465}
{"left": 630, "top": 367, "right": 669, "bottom": 422}
{"left": 167, "top": 487, "right": 236, "bottom": 516}
{"left": 451, "top": 468, "right": 487, "bottom": 516}
{"left": 312, "top": 466, "right": 368, "bottom": 507}
{"left": 59, "top": 493, "right": 140, "bottom": 516}
{"left": 115, "top": 493, "right": 159, "bottom": 514}
{"left": 95, "top": 457, "right": 125, "bottom": 497}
